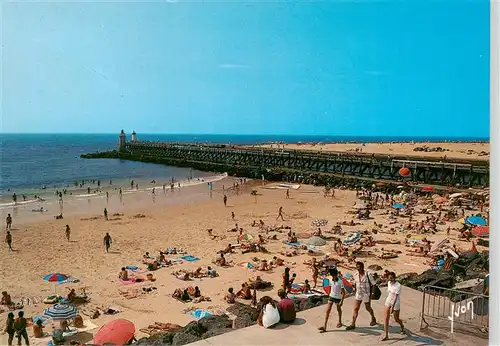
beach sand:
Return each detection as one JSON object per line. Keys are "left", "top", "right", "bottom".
{"left": 0, "top": 179, "right": 485, "bottom": 345}
{"left": 250, "top": 142, "right": 489, "bottom": 160}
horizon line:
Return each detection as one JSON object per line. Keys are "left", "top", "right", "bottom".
{"left": 0, "top": 132, "right": 490, "bottom": 140}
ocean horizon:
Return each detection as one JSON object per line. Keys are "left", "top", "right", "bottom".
{"left": 0, "top": 133, "right": 490, "bottom": 194}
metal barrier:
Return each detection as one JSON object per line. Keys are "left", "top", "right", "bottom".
{"left": 420, "top": 285, "right": 489, "bottom": 333}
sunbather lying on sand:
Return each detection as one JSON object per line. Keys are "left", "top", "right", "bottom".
{"left": 407, "top": 251, "right": 429, "bottom": 258}
{"left": 279, "top": 249, "right": 299, "bottom": 257}
{"left": 248, "top": 276, "right": 273, "bottom": 290}
{"left": 271, "top": 256, "right": 284, "bottom": 267}
{"left": 257, "top": 260, "right": 270, "bottom": 271}
{"left": 172, "top": 270, "right": 191, "bottom": 281}
{"left": 173, "top": 288, "right": 192, "bottom": 302}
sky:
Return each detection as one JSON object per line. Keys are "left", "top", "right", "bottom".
{"left": 0, "top": 0, "right": 491, "bottom": 138}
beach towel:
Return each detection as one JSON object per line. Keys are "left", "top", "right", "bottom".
{"left": 289, "top": 292, "right": 322, "bottom": 299}
{"left": 188, "top": 309, "right": 213, "bottom": 320}
{"left": 167, "top": 258, "right": 184, "bottom": 264}
{"left": 182, "top": 255, "right": 200, "bottom": 262}
{"left": 289, "top": 284, "right": 304, "bottom": 294}
{"left": 285, "top": 242, "right": 301, "bottom": 247}
{"left": 125, "top": 265, "right": 139, "bottom": 271}
{"left": 120, "top": 279, "right": 138, "bottom": 285}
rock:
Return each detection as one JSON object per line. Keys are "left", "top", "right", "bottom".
{"left": 198, "top": 315, "right": 232, "bottom": 331}
{"left": 171, "top": 331, "right": 202, "bottom": 345}
{"left": 202, "top": 328, "right": 234, "bottom": 339}
{"left": 226, "top": 302, "right": 258, "bottom": 321}
{"left": 233, "top": 314, "right": 256, "bottom": 329}
{"left": 182, "top": 321, "right": 207, "bottom": 337}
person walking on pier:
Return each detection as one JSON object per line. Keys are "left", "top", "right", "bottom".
{"left": 277, "top": 206, "right": 285, "bottom": 221}
{"left": 346, "top": 261, "right": 377, "bottom": 331}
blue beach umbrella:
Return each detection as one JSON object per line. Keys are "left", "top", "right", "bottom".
{"left": 43, "top": 304, "right": 78, "bottom": 320}
{"left": 465, "top": 216, "right": 487, "bottom": 226}
{"left": 43, "top": 273, "right": 69, "bottom": 294}
{"left": 392, "top": 203, "right": 405, "bottom": 210}
{"left": 343, "top": 232, "right": 361, "bottom": 246}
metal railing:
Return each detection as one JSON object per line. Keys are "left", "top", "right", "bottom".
{"left": 420, "top": 285, "right": 489, "bottom": 333}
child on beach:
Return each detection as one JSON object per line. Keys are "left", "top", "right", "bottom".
{"left": 65, "top": 225, "right": 71, "bottom": 242}
{"left": 319, "top": 268, "right": 345, "bottom": 332}
{"left": 5, "top": 231, "right": 13, "bottom": 251}
{"left": 6, "top": 214, "right": 12, "bottom": 230}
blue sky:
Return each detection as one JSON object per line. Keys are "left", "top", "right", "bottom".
{"left": 1, "top": 0, "right": 490, "bottom": 138}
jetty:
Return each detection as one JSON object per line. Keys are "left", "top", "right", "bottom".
{"left": 80, "top": 131, "right": 489, "bottom": 188}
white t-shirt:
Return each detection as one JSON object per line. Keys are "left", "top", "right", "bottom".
{"left": 386, "top": 281, "right": 401, "bottom": 305}
{"left": 330, "top": 278, "right": 344, "bottom": 299}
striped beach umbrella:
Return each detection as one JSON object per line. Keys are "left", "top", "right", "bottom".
{"left": 43, "top": 273, "right": 68, "bottom": 283}
{"left": 343, "top": 232, "right": 361, "bottom": 246}
{"left": 43, "top": 304, "right": 78, "bottom": 320}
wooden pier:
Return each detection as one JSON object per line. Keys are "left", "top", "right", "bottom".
{"left": 81, "top": 138, "right": 489, "bottom": 188}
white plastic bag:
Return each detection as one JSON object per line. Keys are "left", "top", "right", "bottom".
{"left": 262, "top": 303, "right": 280, "bottom": 328}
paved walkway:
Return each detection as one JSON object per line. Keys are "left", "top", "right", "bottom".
{"left": 188, "top": 287, "right": 488, "bottom": 346}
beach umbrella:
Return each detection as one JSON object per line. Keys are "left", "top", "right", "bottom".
{"left": 399, "top": 167, "right": 410, "bottom": 177}
{"left": 43, "top": 304, "right": 78, "bottom": 320}
{"left": 238, "top": 234, "right": 254, "bottom": 242}
{"left": 305, "top": 236, "right": 327, "bottom": 246}
{"left": 94, "top": 319, "right": 135, "bottom": 346}
{"left": 466, "top": 216, "right": 487, "bottom": 226}
{"left": 449, "top": 193, "right": 463, "bottom": 199}
{"left": 471, "top": 226, "right": 489, "bottom": 237}
{"left": 375, "top": 183, "right": 385, "bottom": 187}
{"left": 343, "top": 232, "right": 361, "bottom": 246}
{"left": 43, "top": 273, "right": 69, "bottom": 294}
{"left": 421, "top": 186, "right": 434, "bottom": 192}
{"left": 392, "top": 203, "right": 405, "bottom": 209}
{"left": 43, "top": 273, "right": 69, "bottom": 282}
{"left": 296, "top": 232, "right": 312, "bottom": 239}
{"left": 311, "top": 219, "right": 328, "bottom": 227}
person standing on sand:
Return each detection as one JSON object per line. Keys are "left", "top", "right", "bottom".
{"left": 5, "top": 231, "right": 13, "bottom": 251}
{"left": 6, "top": 214, "right": 12, "bottom": 230}
{"left": 223, "top": 195, "right": 227, "bottom": 207}
{"left": 276, "top": 206, "right": 284, "bottom": 221}
{"left": 65, "top": 225, "right": 71, "bottom": 242}
{"left": 4, "top": 312, "right": 15, "bottom": 345}
{"left": 103, "top": 208, "right": 108, "bottom": 220}
{"left": 231, "top": 212, "right": 235, "bottom": 220}
{"left": 286, "top": 189, "right": 290, "bottom": 199}
{"left": 381, "top": 272, "right": 405, "bottom": 341}
{"left": 346, "top": 261, "right": 377, "bottom": 330}
{"left": 14, "top": 311, "right": 29, "bottom": 345}
{"left": 104, "top": 233, "right": 112, "bottom": 253}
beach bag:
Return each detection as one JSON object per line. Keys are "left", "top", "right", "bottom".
{"left": 367, "top": 275, "right": 381, "bottom": 301}
{"left": 262, "top": 303, "right": 280, "bottom": 328}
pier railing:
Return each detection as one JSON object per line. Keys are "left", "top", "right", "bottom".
{"left": 420, "top": 285, "right": 489, "bottom": 334}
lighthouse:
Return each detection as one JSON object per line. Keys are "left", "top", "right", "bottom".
{"left": 118, "top": 130, "right": 126, "bottom": 152}
{"left": 131, "top": 131, "right": 137, "bottom": 142}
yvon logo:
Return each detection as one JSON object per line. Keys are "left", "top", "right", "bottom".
{"left": 447, "top": 301, "right": 474, "bottom": 333}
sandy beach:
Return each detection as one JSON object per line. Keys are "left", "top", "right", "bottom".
{"left": 250, "top": 142, "right": 489, "bottom": 160}
{"left": 0, "top": 176, "right": 488, "bottom": 345}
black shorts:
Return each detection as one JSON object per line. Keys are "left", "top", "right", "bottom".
{"left": 328, "top": 297, "right": 341, "bottom": 304}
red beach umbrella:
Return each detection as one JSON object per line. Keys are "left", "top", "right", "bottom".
{"left": 471, "top": 226, "right": 489, "bottom": 237}
{"left": 94, "top": 319, "right": 135, "bottom": 346}
{"left": 421, "top": 186, "right": 434, "bottom": 192}
{"left": 399, "top": 167, "right": 410, "bottom": 177}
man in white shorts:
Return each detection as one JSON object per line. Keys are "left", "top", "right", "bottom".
{"left": 346, "top": 261, "right": 377, "bottom": 330}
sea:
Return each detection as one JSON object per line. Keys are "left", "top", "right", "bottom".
{"left": 0, "top": 133, "right": 488, "bottom": 198}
